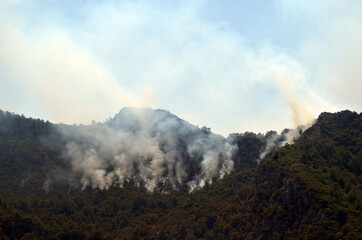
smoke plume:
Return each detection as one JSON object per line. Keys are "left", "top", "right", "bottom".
{"left": 55, "top": 107, "right": 235, "bottom": 192}
{"left": 257, "top": 122, "right": 314, "bottom": 163}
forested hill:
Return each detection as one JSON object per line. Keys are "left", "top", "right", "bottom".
{"left": 0, "top": 108, "right": 266, "bottom": 197}
{"left": 250, "top": 110, "right": 362, "bottom": 239}
{"left": 0, "top": 109, "right": 361, "bottom": 239}
{"left": 0, "top": 110, "right": 65, "bottom": 197}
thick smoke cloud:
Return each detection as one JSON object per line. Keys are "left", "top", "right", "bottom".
{"left": 53, "top": 107, "right": 315, "bottom": 192}
{"left": 0, "top": 0, "right": 334, "bottom": 135}
{"left": 56, "top": 108, "right": 235, "bottom": 192}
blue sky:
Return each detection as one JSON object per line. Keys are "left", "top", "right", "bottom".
{"left": 0, "top": 0, "right": 361, "bottom": 135}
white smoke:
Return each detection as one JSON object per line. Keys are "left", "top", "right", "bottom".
{"left": 257, "top": 121, "right": 314, "bottom": 163}
{"left": 55, "top": 108, "right": 235, "bottom": 192}
{"left": 258, "top": 132, "right": 280, "bottom": 162}
{"left": 0, "top": 0, "right": 335, "bottom": 136}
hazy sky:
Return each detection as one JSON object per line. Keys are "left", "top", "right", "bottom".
{"left": 0, "top": 0, "right": 361, "bottom": 135}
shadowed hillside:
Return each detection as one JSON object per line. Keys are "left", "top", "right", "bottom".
{"left": 0, "top": 109, "right": 361, "bottom": 239}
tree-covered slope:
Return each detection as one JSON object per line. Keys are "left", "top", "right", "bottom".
{"left": 0, "top": 110, "right": 65, "bottom": 197}
{"left": 250, "top": 110, "right": 362, "bottom": 239}
{"left": 0, "top": 110, "right": 361, "bottom": 239}
{"left": 0, "top": 109, "right": 264, "bottom": 197}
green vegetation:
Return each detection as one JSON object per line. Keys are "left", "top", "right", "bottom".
{"left": 0, "top": 110, "right": 66, "bottom": 198}
{"left": 0, "top": 109, "right": 361, "bottom": 239}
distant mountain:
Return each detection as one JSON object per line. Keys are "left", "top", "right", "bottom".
{"left": 0, "top": 108, "right": 264, "bottom": 196}
{"left": 0, "top": 109, "right": 360, "bottom": 239}
{"left": 109, "top": 107, "right": 193, "bottom": 131}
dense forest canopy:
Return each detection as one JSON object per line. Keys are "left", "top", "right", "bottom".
{"left": 0, "top": 109, "right": 361, "bottom": 239}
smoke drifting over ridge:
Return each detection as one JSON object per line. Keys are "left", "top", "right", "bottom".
{"left": 0, "top": 0, "right": 340, "bottom": 135}
{"left": 257, "top": 122, "right": 314, "bottom": 163}
{"left": 56, "top": 107, "right": 235, "bottom": 192}
{"left": 52, "top": 107, "right": 315, "bottom": 193}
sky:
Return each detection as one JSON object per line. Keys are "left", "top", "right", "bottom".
{"left": 0, "top": 0, "right": 361, "bottom": 135}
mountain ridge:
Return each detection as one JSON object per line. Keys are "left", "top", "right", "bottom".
{"left": 0, "top": 108, "right": 361, "bottom": 239}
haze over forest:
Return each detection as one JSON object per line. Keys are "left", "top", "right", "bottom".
{"left": 0, "top": 1, "right": 362, "bottom": 239}
{"left": 1, "top": 0, "right": 362, "bottom": 135}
